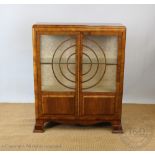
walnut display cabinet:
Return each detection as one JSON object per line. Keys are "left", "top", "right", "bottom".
{"left": 32, "top": 24, "right": 126, "bottom": 133}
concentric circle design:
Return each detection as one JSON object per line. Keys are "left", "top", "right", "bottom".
{"left": 82, "top": 53, "right": 92, "bottom": 75}
{"left": 51, "top": 37, "right": 106, "bottom": 90}
{"left": 59, "top": 45, "right": 75, "bottom": 83}
{"left": 67, "top": 53, "right": 76, "bottom": 75}
{"left": 51, "top": 38, "right": 76, "bottom": 89}
{"left": 82, "top": 38, "right": 106, "bottom": 90}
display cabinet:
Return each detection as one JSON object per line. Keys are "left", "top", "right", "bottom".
{"left": 32, "top": 24, "right": 126, "bottom": 133}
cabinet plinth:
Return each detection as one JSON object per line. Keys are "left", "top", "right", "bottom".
{"left": 33, "top": 24, "right": 126, "bottom": 133}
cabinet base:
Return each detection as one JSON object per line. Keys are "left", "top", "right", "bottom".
{"left": 33, "top": 119, "right": 123, "bottom": 133}
{"left": 33, "top": 119, "right": 45, "bottom": 133}
{"left": 112, "top": 121, "right": 123, "bottom": 133}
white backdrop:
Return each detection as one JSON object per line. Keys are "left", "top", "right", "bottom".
{"left": 0, "top": 4, "right": 155, "bottom": 103}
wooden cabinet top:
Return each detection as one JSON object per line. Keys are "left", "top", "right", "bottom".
{"left": 33, "top": 23, "right": 126, "bottom": 31}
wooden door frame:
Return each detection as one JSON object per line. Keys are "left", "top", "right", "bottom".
{"left": 79, "top": 30, "right": 126, "bottom": 117}
{"left": 33, "top": 28, "right": 81, "bottom": 119}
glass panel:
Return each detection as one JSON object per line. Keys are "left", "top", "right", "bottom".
{"left": 82, "top": 35, "right": 118, "bottom": 92}
{"left": 40, "top": 35, "right": 76, "bottom": 92}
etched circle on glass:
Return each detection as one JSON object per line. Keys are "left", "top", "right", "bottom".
{"left": 51, "top": 38, "right": 106, "bottom": 90}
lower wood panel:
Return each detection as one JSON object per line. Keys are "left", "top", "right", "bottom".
{"left": 42, "top": 95, "right": 75, "bottom": 115}
{"left": 82, "top": 96, "right": 115, "bottom": 115}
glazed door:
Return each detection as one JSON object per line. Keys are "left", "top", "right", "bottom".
{"left": 80, "top": 33, "right": 118, "bottom": 116}
{"left": 39, "top": 32, "right": 80, "bottom": 116}
{"left": 38, "top": 31, "right": 119, "bottom": 117}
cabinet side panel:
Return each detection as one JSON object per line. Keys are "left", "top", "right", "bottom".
{"left": 119, "top": 30, "right": 126, "bottom": 114}
{"left": 115, "top": 30, "right": 126, "bottom": 115}
{"left": 33, "top": 28, "right": 40, "bottom": 118}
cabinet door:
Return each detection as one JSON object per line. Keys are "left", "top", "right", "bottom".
{"left": 81, "top": 34, "right": 118, "bottom": 116}
{"left": 39, "top": 33, "right": 79, "bottom": 116}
